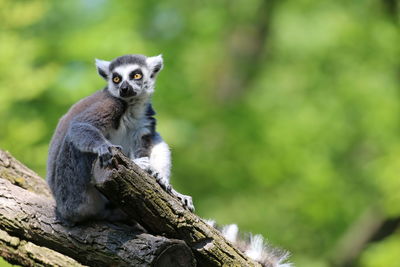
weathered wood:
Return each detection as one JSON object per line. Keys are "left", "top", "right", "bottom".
{"left": 0, "top": 149, "right": 195, "bottom": 267}
{"left": 0, "top": 178, "right": 195, "bottom": 267}
{"left": 0, "top": 150, "right": 51, "bottom": 197}
{"left": 0, "top": 229, "right": 85, "bottom": 267}
{"left": 0, "top": 148, "right": 279, "bottom": 266}
{"left": 94, "top": 149, "right": 261, "bottom": 267}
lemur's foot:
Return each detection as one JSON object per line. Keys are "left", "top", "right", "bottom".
{"left": 171, "top": 188, "right": 195, "bottom": 212}
{"left": 151, "top": 172, "right": 172, "bottom": 192}
{"left": 133, "top": 157, "right": 151, "bottom": 171}
{"left": 150, "top": 172, "right": 194, "bottom": 211}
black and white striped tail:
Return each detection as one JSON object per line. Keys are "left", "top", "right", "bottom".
{"left": 205, "top": 219, "right": 293, "bottom": 267}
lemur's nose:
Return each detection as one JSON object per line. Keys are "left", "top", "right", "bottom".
{"left": 119, "top": 81, "right": 136, "bottom": 97}
{"left": 120, "top": 81, "right": 129, "bottom": 92}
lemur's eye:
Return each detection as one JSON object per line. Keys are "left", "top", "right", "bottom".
{"left": 133, "top": 73, "right": 142, "bottom": 80}
{"left": 113, "top": 76, "right": 121, "bottom": 83}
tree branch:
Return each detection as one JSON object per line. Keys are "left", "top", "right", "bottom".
{"left": 0, "top": 149, "right": 195, "bottom": 267}
{"left": 330, "top": 206, "right": 400, "bottom": 267}
{"left": 0, "top": 148, "right": 276, "bottom": 266}
{"left": 94, "top": 148, "right": 261, "bottom": 266}
{"left": 0, "top": 229, "right": 85, "bottom": 267}
{"left": 0, "top": 150, "right": 51, "bottom": 197}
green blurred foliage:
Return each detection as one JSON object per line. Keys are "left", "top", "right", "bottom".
{"left": 0, "top": 0, "right": 398, "bottom": 266}
{"left": 359, "top": 229, "right": 400, "bottom": 267}
{"left": 0, "top": 258, "right": 15, "bottom": 267}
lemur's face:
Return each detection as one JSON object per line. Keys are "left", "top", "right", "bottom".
{"left": 96, "top": 54, "right": 163, "bottom": 100}
{"left": 109, "top": 64, "right": 148, "bottom": 98}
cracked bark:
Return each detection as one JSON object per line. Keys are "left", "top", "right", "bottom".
{"left": 0, "top": 150, "right": 195, "bottom": 267}
{"left": 0, "top": 229, "right": 85, "bottom": 267}
{"left": 0, "top": 148, "right": 263, "bottom": 266}
{"left": 94, "top": 148, "right": 261, "bottom": 266}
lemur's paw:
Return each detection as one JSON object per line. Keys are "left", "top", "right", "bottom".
{"left": 171, "top": 189, "right": 195, "bottom": 212}
{"left": 153, "top": 172, "right": 172, "bottom": 192}
{"left": 178, "top": 194, "right": 195, "bottom": 212}
{"left": 133, "top": 157, "right": 151, "bottom": 170}
{"left": 97, "top": 143, "right": 120, "bottom": 167}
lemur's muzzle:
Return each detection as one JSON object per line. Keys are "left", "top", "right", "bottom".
{"left": 119, "top": 81, "right": 136, "bottom": 97}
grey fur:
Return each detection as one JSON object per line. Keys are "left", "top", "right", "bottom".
{"left": 109, "top": 54, "right": 147, "bottom": 71}
{"left": 47, "top": 54, "right": 193, "bottom": 225}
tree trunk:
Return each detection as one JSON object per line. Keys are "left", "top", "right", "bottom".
{"left": 0, "top": 150, "right": 195, "bottom": 267}
{"left": 0, "top": 148, "right": 266, "bottom": 266}
{"left": 94, "top": 148, "right": 261, "bottom": 266}
{"left": 0, "top": 229, "right": 85, "bottom": 267}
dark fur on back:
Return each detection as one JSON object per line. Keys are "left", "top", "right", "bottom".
{"left": 47, "top": 89, "right": 123, "bottom": 185}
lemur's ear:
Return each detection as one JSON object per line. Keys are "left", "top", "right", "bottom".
{"left": 146, "top": 55, "right": 163, "bottom": 78}
{"left": 95, "top": 59, "right": 110, "bottom": 80}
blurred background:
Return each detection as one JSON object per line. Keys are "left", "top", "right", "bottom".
{"left": 0, "top": 0, "right": 399, "bottom": 266}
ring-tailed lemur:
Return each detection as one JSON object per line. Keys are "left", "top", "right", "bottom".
{"left": 46, "top": 54, "right": 291, "bottom": 266}
{"left": 47, "top": 54, "right": 193, "bottom": 225}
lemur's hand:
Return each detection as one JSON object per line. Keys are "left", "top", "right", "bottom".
{"left": 96, "top": 143, "right": 121, "bottom": 167}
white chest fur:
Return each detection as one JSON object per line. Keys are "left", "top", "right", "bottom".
{"left": 108, "top": 103, "right": 152, "bottom": 159}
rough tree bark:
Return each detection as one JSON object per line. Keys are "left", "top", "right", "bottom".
{"left": 94, "top": 148, "right": 261, "bottom": 267}
{"left": 0, "top": 148, "right": 265, "bottom": 266}
{"left": 0, "top": 150, "right": 194, "bottom": 267}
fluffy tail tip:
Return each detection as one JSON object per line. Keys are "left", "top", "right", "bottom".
{"left": 204, "top": 219, "right": 293, "bottom": 267}
{"left": 246, "top": 234, "right": 293, "bottom": 267}
{"left": 221, "top": 224, "right": 239, "bottom": 243}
